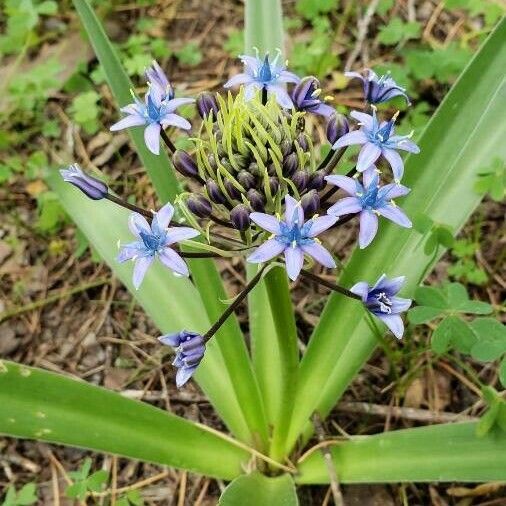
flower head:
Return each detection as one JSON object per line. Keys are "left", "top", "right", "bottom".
{"left": 145, "top": 60, "right": 174, "bottom": 101}
{"left": 332, "top": 110, "right": 420, "bottom": 180}
{"left": 110, "top": 85, "right": 194, "bottom": 155}
{"left": 351, "top": 274, "right": 412, "bottom": 339}
{"left": 224, "top": 50, "right": 300, "bottom": 108}
{"left": 326, "top": 168, "right": 411, "bottom": 248}
{"left": 346, "top": 69, "right": 410, "bottom": 105}
{"left": 291, "top": 76, "right": 335, "bottom": 117}
{"left": 159, "top": 330, "right": 205, "bottom": 387}
{"left": 117, "top": 202, "right": 199, "bottom": 289}
{"left": 247, "top": 195, "right": 337, "bottom": 280}
{"left": 60, "top": 164, "right": 108, "bottom": 200}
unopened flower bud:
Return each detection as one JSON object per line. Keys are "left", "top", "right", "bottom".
{"left": 308, "top": 170, "right": 326, "bottom": 191}
{"left": 237, "top": 170, "right": 256, "bottom": 189}
{"left": 269, "top": 177, "right": 279, "bottom": 195}
{"left": 301, "top": 190, "right": 320, "bottom": 216}
{"left": 224, "top": 180, "right": 241, "bottom": 200}
{"left": 280, "top": 139, "right": 293, "bottom": 157}
{"left": 247, "top": 189, "right": 265, "bottom": 212}
{"left": 206, "top": 179, "right": 227, "bottom": 205}
{"left": 187, "top": 195, "right": 212, "bottom": 218}
{"left": 247, "top": 162, "right": 260, "bottom": 176}
{"left": 283, "top": 153, "right": 298, "bottom": 176}
{"left": 293, "top": 170, "right": 309, "bottom": 192}
{"left": 326, "top": 113, "right": 349, "bottom": 144}
{"left": 173, "top": 151, "right": 198, "bottom": 178}
{"left": 196, "top": 92, "right": 219, "bottom": 119}
{"left": 230, "top": 204, "right": 251, "bottom": 230}
{"left": 297, "top": 133, "right": 309, "bottom": 151}
{"left": 220, "top": 157, "right": 234, "bottom": 172}
{"left": 60, "top": 164, "right": 108, "bottom": 200}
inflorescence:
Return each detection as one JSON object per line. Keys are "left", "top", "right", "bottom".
{"left": 61, "top": 54, "right": 418, "bottom": 386}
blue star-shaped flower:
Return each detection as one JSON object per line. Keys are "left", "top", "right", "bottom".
{"left": 326, "top": 168, "right": 412, "bottom": 248}
{"left": 332, "top": 110, "right": 420, "bottom": 181}
{"left": 247, "top": 195, "right": 337, "bottom": 280}
{"left": 117, "top": 202, "right": 199, "bottom": 289}
{"left": 224, "top": 51, "right": 300, "bottom": 108}
{"left": 351, "top": 274, "right": 412, "bottom": 339}
{"left": 346, "top": 69, "right": 410, "bottom": 105}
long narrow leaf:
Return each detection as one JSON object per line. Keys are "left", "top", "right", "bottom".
{"left": 245, "top": 0, "right": 284, "bottom": 55}
{"left": 296, "top": 423, "right": 506, "bottom": 483}
{"left": 49, "top": 174, "right": 252, "bottom": 442}
{"left": 0, "top": 361, "right": 247, "bottom": 480}
{"left": 287, "top": 18, "right": 506, "bottom": 453}
{"left": 72, "top": 0, "right": 179, "bottom": 202}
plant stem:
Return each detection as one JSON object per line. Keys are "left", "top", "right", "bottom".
{"left": 203, "top": 265, "right": 267, "bottom": 341}
{"left": 105, "top": 194, "right": 153, "bottom": 219}
{"left": 261, "top": 86, "right": 268, "bottom": 105}
{"left": 160, "top": 129, "right": 177, "bottom": 154}
{"left": 300, "top": 269, "right": 363, "bottom": 301}
{"left": 317, "top": 147, "right": 347, "bottom": 174}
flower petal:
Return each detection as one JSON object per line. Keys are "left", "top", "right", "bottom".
{"left": 269, "top": 85, "right": 294, "bottom": 109}
{"left": 277, "top": 70, "right": 301, "bottom": 84}
{"left": 357, "top": 143, "right": 382, "bottom": 172}
{"left": 393, "top": 137, "right": 420, "bottom": 153}
{"left": 325, "top": 175, "right": 360, "bottom": 196}
{"left": 284, "top": 195, "right": 304, "bottom": 226}
{"left": 362, "top": 165, "right": 378, "bottom": 188}
{"left": 164, "top": 98, "right": 195, "bottom": 112}
{"left": 311, "top": 103, "right": 335, "bottom": 117}
{"left": 164, "top": 227, "right": 200, "bottom": 245}
{"left": 391, "top": 296, "right": 412, "bottom": 313}
{"left": 350, "top": 111, "right": 374, "bottom": 129}
{"left": 159, "top": 248, "right": 189, "bottom": 276}
{"left": 378, "top": 183, "right": 411, "bottom": 200}
{"left": 144, "top": 123, "right": 161, "bottom": 155}
{"left": 247, "top": 238, "right": 286, "bottom": 263}
{"left": 176, "top": 366, "right": 197, "bottom": 388}
{"left": 350, "top": 281, "right": 369, "bottom": 302}
{"left": 378, "top": 314, "right": 405, "bottom": 339}
{"left": 224, "top": 73, "right": 255, "bottom": 88}
{"left": 301, "top": 243, "right": 336, "bottom": 269}
{"left": 382, "top": 148, "right": 404, "bottom": 181}
{"left": 359, "top": 211, "right": 378, "bottom": 248}
{"left": 284, "top": 246, "right": 304, "bottom": 281}
{"left": 332, "top": 130, "right": 367, "bottom": 150}
{"left": 327, "top": 197, "right": 362, "bottom": 217}
{"left": 373, "top": 274, "right": 405, "bottom": 294}
{"left": 152, "top": 202, "right": 174, "bottom": 232}
{"left": 129, "top": 213, "right": 151, "bottom": 238}
{"left": 244, "top": 82, "right": 262, "bottom": 101}
{"left": 133, "top": 256, "right": 154, "bottom": 289}
{"left": 250, "top": 212, "right": 282, "bottom": 234}
{"left": 158, "top": 333, "right": 182, "bottom": 347}
{"left": 161, "top": 113, "right": 191, "bottom": 130}
{"left": 110, "top": 114, "right": 146, "bottom": 131}
{"left": 306, "top": 215, "right": 338, "bottom": 237}
{"left": 377, "top": 204, "right": 412, "bottom": 228}
{"left": 117, "top": 241, "right": 145, "bottom": 262}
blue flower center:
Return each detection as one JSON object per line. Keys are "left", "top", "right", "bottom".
{"left": 360, "top": 185, "right": 380, "bottom": 209}
{"left": 146, "top": 94, "right": 163, "bottom": 123}
{"left": 140, "top": 231, "right": 163, "bottom": 253}
{"left": 277, "top": 220, "right": 314, "bottom": 247}
{"left": 374, "top": 119, "right": 394, "bottom": 143}
{"left": 368, "top": 291, "right": 393, "bottom": 314}
{"left": 258, "top": 55, "right": 273, "bottom": 83}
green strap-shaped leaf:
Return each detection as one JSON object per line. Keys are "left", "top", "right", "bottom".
{"left": 72, "top": 0, "right": 179, "bottom": 202}
{"left": 245, "top": 0, "right": 284, "bottom": 55}
{"left": 287, "top": 18, "right": 506, "bottom": 453}
{"left": 0, "top": 361, "right": 247, "bottom": 480}
{"left": 69, "top": 0, "right": 269, "bottom": 446}
{"left": 219, "top": 471, "right": 298, "bottom": 505}
{"left": 296, "top": 422, "right": 506, "bottom": 483}
{"left": 48, "top": 174, "right": 251, "bottom": 442}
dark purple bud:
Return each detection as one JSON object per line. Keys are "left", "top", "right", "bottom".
{"left": 326, "top": 113, "right": 349, "bottom": 144}
{"left": 247, "top": 162, "right": 260, "bottom": 176}
{"left": 292, "top": 170, "right": 309, "bottom": 192}
{"left": 237, "top": 170, "right": 256, "bottom": 189}
{"left": 267, "top": 163, "right": 277, "bottom": 176}
{"left": 297, "top": 134, "right": 309, "bottom": 151}
{"left": 224, "top": 179, "right": 241, "bottom": 200}
{"left": 196, "top": 92, "right": 219, "bottom": 119}
{"left": 60, "top": 164, "right": 108, "bottom": 200}
{"left": 301, "top": 190, "right": 320, "bottom": 216}
{"left": 206, "top": 179, "right": 227, "bottom": 205}
{"left": 230, "top": 204, "right": 251, "bottom": 231}
{"left": 280, "top": 139, "right": 293, "bottom": 157}
{"left": 247, "top": 189, "right": 265, "bottom": 212}
{"left": 283, "top": 153, "right": 298, "bottom": 176}
{"left": 187, "top": 195, "right": 212, "bottom": 218}
{"left": 308, "top": 170, "right": 326, "bottom": 191}
{"left": 173, "top": 150, "right": 199, "bottom": 178}
{"left": 292, "top": 76, "right": 320, "bottom": 109}
{"left": 269, "top": 177, "right": 279, "bottom": 195}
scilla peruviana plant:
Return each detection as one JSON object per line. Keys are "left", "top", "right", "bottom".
{"left": 1, "top": 1, "right": 505, "bottom": 504}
